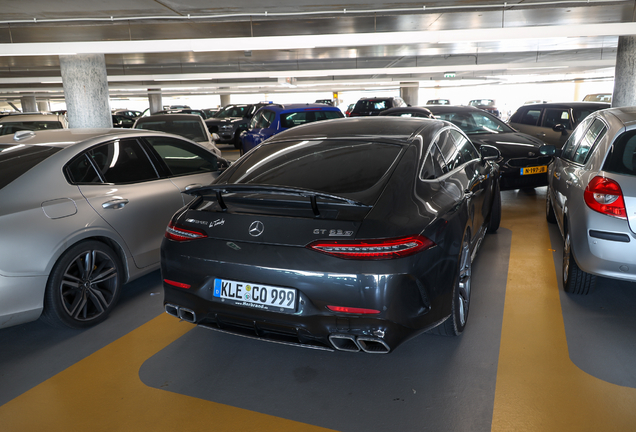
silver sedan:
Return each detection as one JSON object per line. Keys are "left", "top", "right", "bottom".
{"left": 543, "top": 106, "right": 636, "bottom": 294}
{"left": 0, "top": 128, "right": 225, "bottom": 329}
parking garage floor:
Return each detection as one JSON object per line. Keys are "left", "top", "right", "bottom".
{"left": 1, "top": 150, "right": 636, "bottom": 431}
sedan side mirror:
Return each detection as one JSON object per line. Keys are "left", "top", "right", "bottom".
{"left": 480, "top": 144, "right": 501, "bottom": 161}
{"left": 211, "top": 133, "right": 221, "bottom": 142}
{"left": 539, "top": 144, "right": 560, "bottom": 157}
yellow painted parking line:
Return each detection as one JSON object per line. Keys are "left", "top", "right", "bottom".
{"left": 0, "top": 313, "right": 334, "bottom": 432}
{"left": 491, "top": 193, "right": 636, "bottom": 431}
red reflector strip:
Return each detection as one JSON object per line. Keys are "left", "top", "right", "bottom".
{"left": 165, "top": 222, "right": 208, "bottom": 241}
{"left": 327, "top": 305, "right": 380, "bottom": 315}
{"left": 307, "top": 235, "right": 435, "bottom": 260}
{"left": 164, "top": 279, "right": 191, "bottom": 289}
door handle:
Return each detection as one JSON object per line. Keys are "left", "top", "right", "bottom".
{"left": 185, "top": 184, "right": 204, "bottom": 191}
{"left": 102, "top": 198, "right": 129, "bottom": 209}
{"left": 464, "top": 190, "right": 474, "bottom": 199}
{"left": 565, "top": 180, "right": 573, "bottom": 187}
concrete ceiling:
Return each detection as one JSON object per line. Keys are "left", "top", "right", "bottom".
{"left": 0, "top": 0, "right": 634, "bottom": 105}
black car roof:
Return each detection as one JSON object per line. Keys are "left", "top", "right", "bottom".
{"left": 424, "top": 105, "right": 486, "bottom": 114}
{"left": 517, "top": 102, "right": 611, "bottom": 109}
{"left": 267, "top": 116, "right": 442, "bottom": 143}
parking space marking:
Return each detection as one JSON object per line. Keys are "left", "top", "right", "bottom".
{"left": 0, "top": 313, "right": 335, "bottom": 432}
{"left": 491, "top": 191, "right": 636, "bottom": 431}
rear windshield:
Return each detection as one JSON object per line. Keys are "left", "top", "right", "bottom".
{"left": 0, "top": 144, "right": 61, "bottom": 189}
{"left": 0, "top": 121, "right": 63, "bottom": 135}
{"left": 280, "top": 110, "right": 343, "bottom": 128}
{"left": 354, "top": 100, "right": 390, "bottom": 113}
{"left": 134, "top": 119, "right": 207, "bottom": 142}
{"left": 603, "top": 130, "right": 636, "bottom": 177}
{"left": 220, "top": 140, "right": 404, "bottom": 204}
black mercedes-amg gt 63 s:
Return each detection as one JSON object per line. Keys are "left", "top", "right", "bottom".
{"left": 161, "top": 116, "right": 501, "bottom": 353}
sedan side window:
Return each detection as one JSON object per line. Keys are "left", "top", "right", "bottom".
{"left": 436, "top": 130, "right": 464, "bottom": 171}
{"left": 420, "top": 143, "right": 446, "bottom": 180}
{"left": 449, "top": 129, "right": 480, "bottom": 162}
{"left": 144, "top": 136, "right": 218, "bottom": 176}
{"left": 68, "top": 139, "right": 159, "bottom": 184}
{"left": 542, "top": 109, "right": 570, "bottom": 129}
{"left": 519, "top": 109, "right": 542, "bottom": 126}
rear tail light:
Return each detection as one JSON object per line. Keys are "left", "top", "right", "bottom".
{"left": 584, "top": 176, "right": 627, "bottom": 219}
{"left": 307, "top": 235, "right": 435, "bottom": 260}
{"left": 165, "top": 221, "right": 208, "bottom": 241}
{"left": 327, "top": 305, "right": 380, "bottom": 314}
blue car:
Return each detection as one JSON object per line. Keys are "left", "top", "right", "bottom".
{"left": 240, "top": 103, "right": 344, "bottom": 154}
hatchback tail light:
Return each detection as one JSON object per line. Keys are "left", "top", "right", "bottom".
{"left": 307, "top": 235, "right": 435, "bottom": 260}
{"left": 583, "top": 176, "right": 627, "bottom": 219}
{"left": 165, "top": 221, "right": 208, "bottom": 241}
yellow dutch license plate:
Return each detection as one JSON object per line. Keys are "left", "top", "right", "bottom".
{"left": 520, "top": 165, "right": 547, "bottom": 175}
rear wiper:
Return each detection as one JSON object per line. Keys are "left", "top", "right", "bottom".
{"left": 186, "top": 184, "right": 370, "bottom": 216}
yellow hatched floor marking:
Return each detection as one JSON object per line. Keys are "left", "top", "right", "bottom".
{"left": 491, "top": 193, "right": 636, "bottom": 431}
{"left": 0, "top": 313, "right": 334, "bottom": 432}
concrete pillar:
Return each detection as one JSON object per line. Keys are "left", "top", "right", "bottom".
{"left": 573, "top": 80, "right": 583, "bottom": 102}
{"left": 220, "top": 94, "right": 231, "bottom": 106}
{"left": 612, "top": 35, "right": 636, "bottom": 107}
{"left": 37, "top": 101, "right": 50, "bottom": 112}
{"left": 20, "top": 95, "right": 37, "bottom": 112}
{"left": 59, "top": 54, "right": 111, "bottom": 128}
{"left": 400, "top": 82, "right": 419, "bottom": 106}
{"left": 148, "top": 89, "right": 162, "bottom": 114}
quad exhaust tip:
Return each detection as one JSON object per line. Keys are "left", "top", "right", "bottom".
{"left": 329, "top": 334, "right": 390, "bottom": 354}
{"left": 165, "top": 304, "right": 196, "bottom": 323}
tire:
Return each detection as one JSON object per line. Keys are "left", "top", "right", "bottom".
{"left": 562, "top": 229, "right": 595, "bottom": 295}
{"left": 546, "top": 186, "right": 557, "bottom": 224}
{"left": 41, "top": 240, "right": 123, "bottom": 329}
{"left": 433, "top": 231, "right": 472, "bottom": 336}
{"left": 487, "top": 180, "right": 501, "bottom": 233}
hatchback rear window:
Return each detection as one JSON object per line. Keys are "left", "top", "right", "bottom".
{"left": 222, "top": 140, "right": 404, "bottom": 204}
{"left": 0, "top": 144, "right": 61, "bottom": 189}
{"left": 603, "top": 130, "right": 636, "bottom": 177}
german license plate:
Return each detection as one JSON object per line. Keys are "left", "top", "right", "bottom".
{"left": 520, "top": 165, "right": 547, "bottom": 175}
{"left": 213, "top": 278, "right": 297, "bottom": 313}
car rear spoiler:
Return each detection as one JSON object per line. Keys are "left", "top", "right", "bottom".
{"left": 186, "top": 184, "right": 370, "bottom": 216}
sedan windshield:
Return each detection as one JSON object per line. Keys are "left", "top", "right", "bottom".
{"left": 434, "top": 111, "right": 514, "bottom": 135}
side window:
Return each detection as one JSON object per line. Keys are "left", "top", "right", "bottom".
{"left": 254, "top": 110, "right": 275, "bottom": 129}
{"left": 450, "top": 129, "right": 480, "bottom": 163}
{"left": 542, "top": 109, "right": 571, "bottom": 129}
{"left": 144, "top": 136, "right": 218, "bottom": 176}
{"left": 84, "top": 139, "right": 158, "bottom": 184}
{"left": 561, "top": 117, "right": 593, "bottom": 161}
{"left": 420, "top": 143, "right": 446, "bottom": 180}
{"left": 571, "top": 118, "right": 607, "bottom": 165}
{"left": 436, "top": 130, "right": 463, "bottom": 171}
{"left": 603, "top": 130, "right": 636, "bottom": 177}
{"left": 518, "top": 109, "right": 542, "bottom": 126}
{"left": 66, "top": 153, "right": 102, "bottom": 184}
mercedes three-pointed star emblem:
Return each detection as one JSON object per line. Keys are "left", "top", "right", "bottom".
{"left": 248, "top": 220, "right": 264, "bottom": 237}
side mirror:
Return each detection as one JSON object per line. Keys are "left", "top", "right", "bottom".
{"left": 539, "top": 144, "right": 560, "bottom": 157}
{"left": 553, "top": 124, "right": 567, "bottom": 133}
{"left": 480, "top": 144, "right": 501, "bottom": 161}
{"left": 211, "top": 133, "right": 221, "bottom": 142}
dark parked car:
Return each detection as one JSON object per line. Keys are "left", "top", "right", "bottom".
{"left": 112, "top": 114, "right": 135, "bottom": 128}
{"left": 112, "top": 109, "right": 143, "bottom": 119}
{"left": 508, "top": 102, "right": 610, "bottom": 148}
{"left": 240, "top": 103, "right": 344, "bottom": 154}
{"left": 543, "top": 106, "right": 636, "bottom": 294}
{"left": 153, "top": 109, "right": 208, "bottom": 119}
{"left": 0, "top": 128, "right": 226, "bottom": 329}
{"left": 425, "top": 105, "right": 551, "bottom": 190}
{"left": 205, "top": 103, "right": 273, "bottom": 148}
{"left": 348, "top": 96, "right": 407, "bottom": 117}
{"left": 426, "top": 99, "right": 451, "bottom": 105}
{"left": 161, "top": 116, "right": 502, "bottom": 353}
{"left": 468, "top": 99, "right": 501, "bottom": 118}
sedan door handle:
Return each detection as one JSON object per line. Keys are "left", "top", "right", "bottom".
{"left": 102, "top": 198, "right": 129, "bottom": 209}
{"left": 464, "top": 190, "right": 474, "bottom": 199}
{"left": 185, "top": 184, "right": 204, "bottom": 191}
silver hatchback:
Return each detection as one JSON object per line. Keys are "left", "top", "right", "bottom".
{"left": 0, "top": 128, "right": 226, "bottom": 329}
{"left": 543, "top": 106, "right": 636, "bottom": 294}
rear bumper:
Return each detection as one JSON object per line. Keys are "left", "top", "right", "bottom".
{"left": 0, "top": 274, "right": 47, "bottom": 329}
{"left": 161, "top": 238, "right": 455, "bottom": 352}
